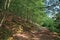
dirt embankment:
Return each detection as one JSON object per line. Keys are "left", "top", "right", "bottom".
{"left": 0, "top": 11, "right": 60, "bottom": 40}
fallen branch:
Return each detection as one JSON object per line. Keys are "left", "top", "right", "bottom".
{"left": 0, "top": 14, "right": 5, "bottom": 27}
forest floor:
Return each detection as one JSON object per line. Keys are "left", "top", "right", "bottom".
{"left": 0, "top": 11, "right": 60, "bottom": 40}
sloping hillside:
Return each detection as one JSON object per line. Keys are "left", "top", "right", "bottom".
{"left": 0, "top": 11, "right": 60, "bottom": 40}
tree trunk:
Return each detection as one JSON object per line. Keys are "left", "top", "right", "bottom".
{"left": 4, "top": 0, "right": 12, "bottom": 10}
{"left": 7, "top": 0, "right": 12, "bottom": 9}
{"left": 4, "top": 0, "right": 8, "bottom": 10}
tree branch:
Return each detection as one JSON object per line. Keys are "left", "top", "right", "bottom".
{"left": 0, "top": 14, "right": 5, "bottom": 27}
{"left": 7, "top": 0, "right": 12, "bottom": 9}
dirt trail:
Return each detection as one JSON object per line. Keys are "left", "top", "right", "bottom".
{"left": 0, "top": 11, "right": 60, "bottom": 40}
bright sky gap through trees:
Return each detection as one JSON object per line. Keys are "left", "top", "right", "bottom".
{"left": 44, "top": 0, "right": 60, "bottom": 18}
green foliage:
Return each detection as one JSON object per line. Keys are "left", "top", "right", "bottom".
{"left": 9, "top": 0, "right": 55, "bottom": 30}
{"left": 9, "top": 0, "right": 44, "bottom": 18}
{"left": 54, "top": 12, "right": 60, "bottom": 33}
{"left": 9, "top": 0, "right": 44, "bottom": 23}
{"left": 0, "top": 0, "right": 57, "bottom": 32}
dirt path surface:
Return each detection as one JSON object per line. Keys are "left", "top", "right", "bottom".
{"left": 12, "top": 30, "right": 60, "bottom": 40}
{"left": 0, "top": 12, "right": 60, "bottom": 40}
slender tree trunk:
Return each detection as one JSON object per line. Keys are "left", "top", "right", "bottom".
{"left": 4, "top": 0, "right": 8, "bottom": 10}
{"left": 4, "top": 0, "right": 12, "bottom": 10}
{"left": 0, "top": 0, "right": 12, "bottom": 27}
{"left": 7, "top": 0, "right": 12, "bottom": 9}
